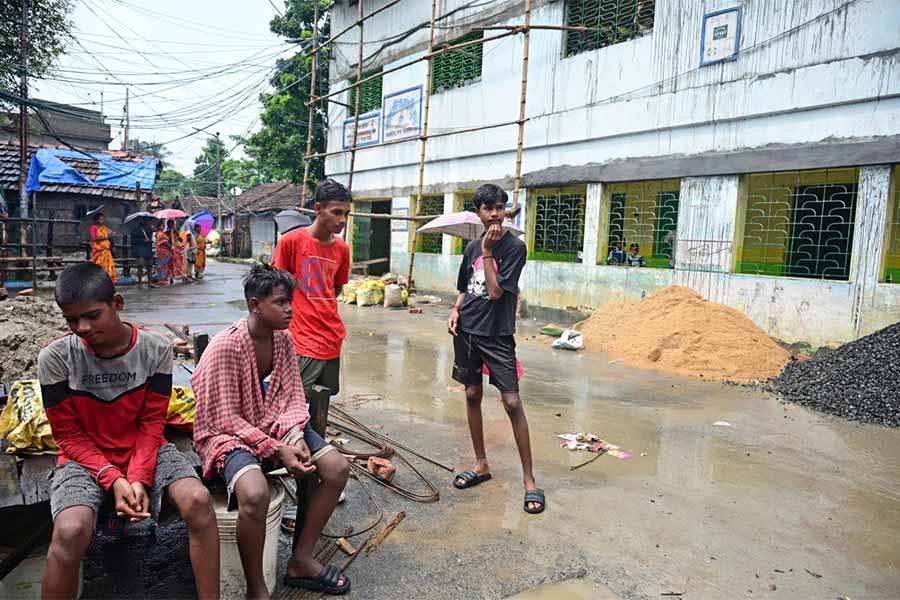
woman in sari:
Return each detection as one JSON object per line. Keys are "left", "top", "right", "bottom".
{"left": 193, "top": 223, "right": 207, "bottom": 279}
{"left": 155, "top": 220, "right": 175, "bottom": 285}
{"left": 89, "top": 213, "right": 117, "bottom": 283}
{"left": 182, "top": 225, "right": 197, "bottom": 281}
{"left": 169, "top": 220, "right": 188, "bottom": 283}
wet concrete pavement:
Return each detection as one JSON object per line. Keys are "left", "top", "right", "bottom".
{"left": 114, "top": 261, "right": 900, "bottom": 599}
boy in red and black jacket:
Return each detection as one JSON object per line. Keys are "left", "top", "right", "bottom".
{"left": 38, "top": 263, "right": 219, "bottom": 599}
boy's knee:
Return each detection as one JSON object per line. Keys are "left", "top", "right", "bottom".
{"left": 320, "top": 453, "right": 350, "bottom": 488}
{"left": 501, "top": 394, "right": 522, "bottom": 415}
{"left": 237, "top": 481, "right": 270, "bottom": 518}
{"left": 52, "top": 514, "right": 93, "bottom": 554}
{"left": 464, "top": 386, "right": 483, "bottom": 406}
{"left": 181, "top": 484, "right": 214, "bottom": 527}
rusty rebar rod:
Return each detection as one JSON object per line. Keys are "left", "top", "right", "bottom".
{"left": 299, "top": 1, "right": 319, "bottom": 207}
{"left": 296, "top": 207, "right": 436, "bottom": 222}
{"left": 406, "top": 0, "right": 438, "bottom": 288}
{"left": 511, "top": 0, "right": 532, "bottom": 211}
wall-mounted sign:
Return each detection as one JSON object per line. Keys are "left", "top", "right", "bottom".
{"left": 700, "top": 7, "right": 742, "bottom": 66}
{"left": 382, "top": 85, "right": 423, "bottom": 143}
{"left": 391, "top": 207, "right": 409, "bottom": 232}
{"left": 342, "top": 111, "right": 381, "bottom": 150}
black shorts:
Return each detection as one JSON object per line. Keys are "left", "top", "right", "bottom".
{"left": 452, "top": 332, "right": 518, "bottom": 393}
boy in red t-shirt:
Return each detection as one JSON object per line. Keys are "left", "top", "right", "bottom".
{"left": 273, "top": 179, "right": 351, "bottom": 397}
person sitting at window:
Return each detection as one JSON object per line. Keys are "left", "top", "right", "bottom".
{"left": 608, "top": 241, "right": 627, "bottom": 265}
{"left": 626, "top": 243, "right": 645, "bottom": 267}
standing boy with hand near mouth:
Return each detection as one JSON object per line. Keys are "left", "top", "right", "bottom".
{"left": 448, "top": 184, "right": 545, "bottom": 514}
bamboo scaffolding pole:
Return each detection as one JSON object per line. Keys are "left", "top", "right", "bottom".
{"left": 477, "top": 24, "right": 593, "bottom": 32}
{"left": 346, "top": 0, "right": 365, "bottom": 194}
{"left": 299, "top": 1, "right": 319, "bottom": 206}
{"left": 308, "top": 29, "right": 521, "bottom": 108}
{"left": 303, "top": 119, "right": 523, "bottom": 161}
{"left": 406, "top": 0, "right": 438, "bottom": 288}
{"left": 511, "top": 0, "right": 533, "bottom": 211}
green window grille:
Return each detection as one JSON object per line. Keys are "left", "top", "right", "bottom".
{"left": 882, "top": 165, "right": 900, "bottom": 283}
{"left": 565, "top": 0, "right": 656, "bottom": 57}
{"left": 415, "top": 195, "right": 445, "bottom": 254}
{"left": 531, "top": 187, "right": 586, "bottom": 263}
{"left": 348, "top": 70, "right": 383, "bottom": 116}
{"left": 604, "top": 179, "right": 680, "bottom": 268}
{"left": 736, "top": 168, "right": 859, "bottom": 281}
{"left": 431, "top": 32, "right": 483, "bottom": 94}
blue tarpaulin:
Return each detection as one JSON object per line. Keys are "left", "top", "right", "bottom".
{"left": 25, "top": 149, "right": 158, "bottom": 194}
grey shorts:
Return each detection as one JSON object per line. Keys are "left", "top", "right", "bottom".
{"left": 220, "top": 425, "right": 334, "bottom": 510}
{"left": 49, "top": 443, "right": 199, "bottom": 523}
{"left": 298, "top": 355, "right": 340, "bottom": 395}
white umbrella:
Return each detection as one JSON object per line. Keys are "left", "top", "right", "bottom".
{"left": 416, "top": 211, "right": 524, "bottom": 240}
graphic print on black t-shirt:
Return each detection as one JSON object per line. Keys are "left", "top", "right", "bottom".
{"left": 457, "top": 232, "right": 527, "bottom": 337}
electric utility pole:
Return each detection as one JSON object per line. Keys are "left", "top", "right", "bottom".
{"left": 18, "top": 0, "right": 29, "bottom": 225}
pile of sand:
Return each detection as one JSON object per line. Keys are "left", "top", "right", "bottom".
{"left": 576, "top": 286, "right": 790, "bottom": 383}
{"left": 0, "top": 295, "right": 67, "bottom": 383}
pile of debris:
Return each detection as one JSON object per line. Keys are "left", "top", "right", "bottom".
{"left": 770, "top": 322, "right": 900, "bottom": 427}
{"left": 576, "top": 286, "right": 790, "bottom": 383}
{"left": 0, "top": 294, "right": 67, "bottom": 382}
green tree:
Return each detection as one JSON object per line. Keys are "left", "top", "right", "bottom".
{"left": 243, "top": 0, "right": 329, "bottom": 185}
{"left": 156, "top": 168, "right": 189, "bottom": 201}
{"left": 0, "top": 1, "right": 73, "bottom": 103}
{"left": 191, "top": 135, "right": 228, "bottom": 196}
{"left": 127, "top": 138, "right": 171, "bottom": 166}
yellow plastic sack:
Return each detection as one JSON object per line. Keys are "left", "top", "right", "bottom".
{"left": 0, "top": 380, "right": 59, "bottom": 455}
{"left": 356, "top": 286, "right": 384, "bottom": 306}
{"left": 341, "top": 281, "right": 361, "bottom": 304}
{"left": 167, "top": 386, "right": 196, "bottom": 432}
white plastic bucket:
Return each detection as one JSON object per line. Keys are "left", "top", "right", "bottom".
{"left": 213, "top": 479, "right": 284, "bottom": 598}
{"left": 0, "top": 543, "right": 82, "bottom": 599}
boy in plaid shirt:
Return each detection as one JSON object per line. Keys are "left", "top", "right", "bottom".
{"left": 193, "top": 263, "right": 351, "bottom": 597}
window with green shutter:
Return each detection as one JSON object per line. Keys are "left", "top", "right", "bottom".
{"left": 348, "top": 70, "right": 383, "bottom": 116}
{"left": 431, "top": 32, "right": 483, "bottom": 94}
{"left": 415, "top": 195, "right": 445, "bottom": 254}
{"left": 564, "top": 0, "right": 655, "bottom": 57}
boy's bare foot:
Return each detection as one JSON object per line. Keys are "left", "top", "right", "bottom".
{"left": 286, "top": 556, "right": 348, "bottom": 588}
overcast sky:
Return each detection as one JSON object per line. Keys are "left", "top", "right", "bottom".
{"left": 32, "top": 0, "right": 289, "bottom": 176}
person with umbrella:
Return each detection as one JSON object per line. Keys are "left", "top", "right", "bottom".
{"left": 128, "top": 216, "right": 156, "bottom": 288}
{"left": 89, "top": 212, "right": 117, "bottom": 284}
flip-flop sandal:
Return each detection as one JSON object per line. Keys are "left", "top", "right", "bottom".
{"left": 524, "top": 489, "right": 546, "bottom": 514}
{"left": 283, "top": 564, "right": 351, "bottom": 595}
{"left": 453, "top": 470, "right": 492, "bottom": 489}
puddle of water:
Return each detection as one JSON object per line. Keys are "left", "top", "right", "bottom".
{"left": 505, "top": 578, "right": 622, "bottom": 600}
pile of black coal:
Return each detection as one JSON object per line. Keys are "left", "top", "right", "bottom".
{"left": 770, "top": 322, "right": 900, "bottom": 427}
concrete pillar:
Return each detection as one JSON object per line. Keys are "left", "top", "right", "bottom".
{"left": 390, "top": 196, "right": 411, "bottom": 273}
{"left": 584, "top": 183, "right": 603, "bottom": 265}
{"left": 675, "top": 176, "right": 741, "bottom": 304}
{"left": 675, "top": 176, "right": 741, "bottom": 272}
{"left": 849, "top": 165, "right": 892, "bottom": 335}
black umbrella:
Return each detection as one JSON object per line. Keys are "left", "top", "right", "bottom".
{"left": 122, "top": 211, "right": 160, "bottom": 233}
{"left": 274, "top": 209, "right": 312, "bottom": 235}
{"left": 79, "top": 205, "right": 122, "bottom": 234}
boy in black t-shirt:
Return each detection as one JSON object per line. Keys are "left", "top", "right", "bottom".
{"left": 447, "top": 184, "right": 545, "bottom": 514}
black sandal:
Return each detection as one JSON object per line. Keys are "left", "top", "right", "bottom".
{"left": 453, "top": 470, "right": 492, "bottom": 489}
{"left": 283, "top": 564, "right": 351, "bottom": 595}
{"left": 524, "top": 489, "right": 546, "bottom": 514}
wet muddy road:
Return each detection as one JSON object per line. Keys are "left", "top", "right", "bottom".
{"left": 104, "top": 261, "right": 900, "bottom": 599}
